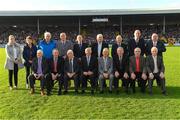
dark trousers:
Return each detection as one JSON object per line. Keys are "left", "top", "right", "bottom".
{"left": 64, "top": 73, "right": 79, "bottom": 91}
{"left": 29, "top": 74, "right": 46, "bottom": 90}
{"left": 46, "top": 73, "right": 64, "bottom": 93}
{"left": 130, "top": 72, "right": 147, "bottom": 93}
{"left": 114, "top": 76, "right": 128, "bottom": 91}
{"left": 25, "top": 66, "right": 32, "bottom": 84}
{"left": 148, "top": 73, "right": 166, "bottom": 93}
{"left": 81, "top": 74, "right": 96, "bottom": 91}
{"left": 8, "top": 63, "right": 18, "bottom": 87}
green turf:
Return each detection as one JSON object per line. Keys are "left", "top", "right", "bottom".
{"left": 0, "top": 47, "right": 180, "bottom": 119}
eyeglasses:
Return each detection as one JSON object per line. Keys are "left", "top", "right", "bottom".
{"left": 135, "top": 51, "right": 141, "bottom": 52}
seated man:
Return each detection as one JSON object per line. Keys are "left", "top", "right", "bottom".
{"left": 64, "top": 50, "right": 80, "bottom": 94}
{"left": 129, "top": 47, "right": 147, "bottom": 93}
{"left": 113, "top": 47, "right": 129, "bottom": 94}
{"left": 46, "top": 49, "right": 64, "bottom": 95}
{"left": 98, "top": 48, "right": 114, "bottom": 94}
{"left": 146, "top": 47, "right": 166, "bottom": 95}
{"left": 29, "top": 50, "right": 48, "bottom": 96}
{"left": 81, "top": 47, "right": 98, "bottom": 94}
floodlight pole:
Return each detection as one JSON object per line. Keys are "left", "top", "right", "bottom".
{"left": 78, "top": 18, "right": 81, "bottom": 34}
{"left": 37, "top": 17, "right": 40, "bottom": 35}
{"left": 120, "top": 16, "right": 123, "bottom": 35}
{"left": 163, "top": 16, "right": 166, "bottom": 34}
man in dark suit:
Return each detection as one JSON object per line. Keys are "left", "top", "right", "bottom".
{"left": 46, "top": 49, "right": 64, "bottom": 95}
{"left": 29, "top": 50, "right": 48, "bottom": 96}
{"left": 92, "top": 34, "right": 109, "bottom": 58}
{"left": 73, "top": 35, "right": 89, "bottom": 59}
{"left": 111, "top": 35, "right": 128, "bottom": 60}
{"left": 146, "top": 33, "right": 166, "bottom": 57}
{"left": 128, "top": 30, "right": 146, "bottom": 56}
{"left": 64, "top": 50, "right": 80, "bottom": 94}
{"left": 113, "top": 47, "right": 129, "bottom": 94}
{"left": 129, "top": 47, "right": 147, "bottom": 93}
{"left": 81, "top": 47, "right": 98, "bottom": 94}
{"left": 146, "top": 47, "right": 166, "bottom": 95}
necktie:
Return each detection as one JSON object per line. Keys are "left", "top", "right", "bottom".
{"left": 104, "top": 58, "right": 107, "bottom": 72}
{"left": 54, "top": 58, "right": 57, "bottom": 73}
{"left": 87, "top": 56, "right": 90, "bottom": 66}
{"left": 69, "top": 59, "right": 73, "bottom": 73}
{"left": 136, "top": 57, "right": 140, "bottom": 72}
{"left": 37, "top": 58, "right": 42, "bottom": 74}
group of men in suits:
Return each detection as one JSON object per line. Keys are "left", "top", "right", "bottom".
{"left": 28, "top": 30, "right": 167, "bottom": 96}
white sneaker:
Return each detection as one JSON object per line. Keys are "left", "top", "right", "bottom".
{"left": 26, "top": 84, "right": 29, "bottom": 89}
{"left": 9, "top": 86, "right": 13, "bottom": 90}
{"left": 14, "top": 86, "right": 17, "bottom": 89}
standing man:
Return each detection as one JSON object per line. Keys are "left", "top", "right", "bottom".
{"left": 56, "top": 32, "right": 74, "bottom": 59}
{"left": 128, "top": 30, "right": 146, "bottom": 56}
{"left": 38, "top": 32, "right": 56, "bottom": 61}
{"left": 146, "top": 33, "right": 166, "bottom": 57}
{"left": 129, "top": 47, "right": 147, "bottom": 93}
{"left": 73, "top": 35, "right": 89, "bottom": 59}
{"left": 81, "top": 47, "right": 98, "bottom": 94}
{"left": 146, "top": 47, "right": 166, "bottom": 95}
{"left": 111, "top": 35, "right": 128, "bottom": 60}
{"left": 92, "top": 34, "right": 109, "bottom": 58}
{"left": 98, "top": 48, "right": 114, "bottom": 94}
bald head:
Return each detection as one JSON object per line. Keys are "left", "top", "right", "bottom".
{"left": 117, "top": 47, "right": 124, "bottom": 56}
{"left": 151, "top": 33, "right": 159, "bottom": 42}
{"left": 102, "top": 48, "right": 109, "bottom": 57}
{"left": 85, "top": 47, "right": 92, "bottom": 56}
{"left": 116, "top": 35, "right": 123, "bottom": 43}
{"left": 96, "top": 34, "right": 103, "bottom": 43}
{"left": 134, "top": 47, "right": 141, "bottom": 57}
{"left": 151, "top": 47, "right": 158, "bottom": 56}
{"left": 60, "top": 32, "right": 67, "bottom": 41}
{"left": 134, "top": 30, "right": 141, "bottom": 40}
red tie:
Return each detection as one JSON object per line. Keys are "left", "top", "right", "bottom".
{"left": 136, "top": 57, "right": 140, "bottom": 72}
{"left": 54, "top": 60, "right": 57, "bottom": 73}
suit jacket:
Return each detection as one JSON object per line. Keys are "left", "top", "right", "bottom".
{"left": 48, "top": 56, "right": 64, "bottom": 74}
{"left": 4, "top": 43, "right": 23, "bottom": 70}
{"left": 146, "top": 55, "right": 165, "bottom": 74}
{"left": 111, "top": 42, "right": 128, "bottom": 59}
{"left": 113, "top": 55, "right": 129, "bottom": 73}
{"left": 98, "top": 57, "right": 113, "bottom": 74}
{"left": 146, "top": 40, "right": 166, "bottom": 56}
{"left": 31, "top": 57, "right": 48, "bottom": 74}
{"left": 128, "top": 38, "right": 145, "bottom": 56}
{"left": 64, "top": 57, "right": 80, "bottom": 74}
{"left": 129, "top": 55, "right": 146, "bottom": 74}
{"left": 23, "top": 44, "right": 37, "bottom": 67}
{"left": 81, "top": 55, "right": 98, "bottom": 74}
{"left": 56, "top": 40, "right": 74, "bottom": 57}
{"left": 73, "top": 43, "right": 89, "bottom": 58}
{"left": 92, "top": 42, "right": 109, "bottom": 57}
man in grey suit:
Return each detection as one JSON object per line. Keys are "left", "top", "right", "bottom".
{"left": 98, "top": 48, "right": 114, "bottom": 94}
{"left": 56, "top": 32, "right": 74, "bottom": 59}
{"left": 146, "top": 47, "right": 166, "bottom": 95}
{"left": 129, "top": 47, "right": 147, "bottom": 93}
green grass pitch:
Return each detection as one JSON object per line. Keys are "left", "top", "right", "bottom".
{"left": 0, "top": 47, "right": 180, "bottom": 119}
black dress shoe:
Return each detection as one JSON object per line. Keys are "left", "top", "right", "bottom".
{"left": 58, "top": 91, "right": 62, "bottom": 95}
{"left": 100, "top": 91, "right": 104, "bottom": 94}
{"left": 63, "top": 91, "right": 68, "bottom": 94}
{"left": 75, "top": 90, "right": 79, "bottom": 94}
{"left": 109, "top": 90, "right": 112, "bottom": 94}
{"left": 81, "top": 90, "right": 85, "bottom": 94}
{"left": 91, "top": 90, "right": 94, "bottom": 95}
{"left": 162, "top": 92, "right": 167, "bottom": 96}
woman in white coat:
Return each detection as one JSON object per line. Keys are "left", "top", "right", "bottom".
{"left": 4, "top": 35, "right": 23, "bottom": 90}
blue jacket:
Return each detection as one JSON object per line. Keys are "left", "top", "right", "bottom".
{"left": 38, "top": 40, "right": 56, "bottom": 59}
